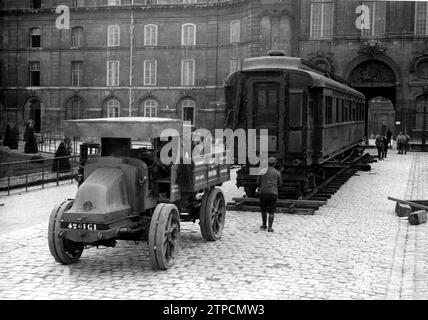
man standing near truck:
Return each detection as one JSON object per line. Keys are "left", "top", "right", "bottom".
{"left": 256, "top": 157, "right": 283, "bottom": 232}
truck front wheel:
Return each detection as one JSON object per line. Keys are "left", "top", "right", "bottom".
{"left": 148, "top": 203, "right": 180, "bottom": 270}
{"left": 48, "top": 200, "right": 84, "bottom": 265}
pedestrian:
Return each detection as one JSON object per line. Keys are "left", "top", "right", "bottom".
{"left": 3, "top": 124, "right": 11, "bottom": 148}
{"left": 375, "top": 134, "right": 384, "bottom": 160}
{"left": 396, "top": 131, "right": 404, "bottom": 154}
{"left": 52, "top": 137, "right": 72, "bottom": 172}
{"left": 382, "top": 135, "right": 388, "bottom": 158}
{"left": 9, "top": 124, "right": 19, "bottom": 150}
{"left": 24, "top": 120, "right": 38, "bottom": 154}
{"left": 386, "top": 128, "right": 392, "bottom": 147}
{"left": 403, "top": 131, "right": 410, "bottom": 155}
{"left": 256, "top": 157, "right": 283, "bottom": 232}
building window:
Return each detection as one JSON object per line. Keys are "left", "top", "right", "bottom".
{"left": 31, "top": 0, "right": 41, "bottom": 9}
{"left": 107, "top": 61, "right": 119, "bottom": 86}
{"left": 108, "top": 25, "right": 120, "bottom": 47}
{"left": 74, "top": 0, "right": 85, "bottom": 7}
{"left": 144, "top": 24, "right": 157, "bottom": 46}
{"left": 310, "top": 0, "right": 334, "bottom": 38}
{"left": 181, "top": 99, "right": 195, "bottom": 125}
{"left": 416, "top": 2, "right": 428, "bottom": 35}
{"left": 71, "top": 27, "right": 83, "bottom": 47}
{"left": 71, "top": 61, "right": 82, "bottom": 86}
{"left": 230, "top": 20, "right": 240, "bottom": 43}
{"left": 182, "top": 23, "right": 196, "bottom": 45}
{"left": 230, "top": 59, "right": 240, "bottom": 74}
{"left": 29, "top": 62, "right": 40, "bottom": 86}
{"left": 107, "top": 99, "right": 120, "bottom": 118}
{"left": 108, "top": 0, "right": 121, "bottom": 5}
{"left": 144, "top": 99, "right": 158, "bottom": 117}
{"left": 360, "top": 1, "right": 386, "bottom": 38}
{"left": 144, "top": 60, "right": 157, "bottom": 86}
{"left": 30, "top": 28, "right": 41, "bottom": 48}
{"left": 67, "top": 98, "right": 83, "bottom": 120}
{"left": 181, "top": 59, "right": 195, "bottom": 86}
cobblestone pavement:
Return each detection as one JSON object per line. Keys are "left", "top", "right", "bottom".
{"left": 0, "top": 151, "right": 427, "bottom": 300}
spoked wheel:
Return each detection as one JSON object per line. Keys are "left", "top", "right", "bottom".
{"left": 48, "top": 200, "right": 84, "bottom": 264}
{"left": 200, "top": 187, "right": 226, "bottom": 241}
{"left": 148, "top": 203, "right": 180, "bottom": 270}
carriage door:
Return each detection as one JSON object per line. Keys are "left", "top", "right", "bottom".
{"left": 253, "top": 82, "right": 279, "bottom": 152}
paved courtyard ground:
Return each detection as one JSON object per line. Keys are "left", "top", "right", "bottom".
{"left": 0, "top": 150, "right": 427, "bottom": 300}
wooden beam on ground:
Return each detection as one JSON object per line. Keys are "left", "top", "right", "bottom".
{"left": 388, "top": 197, "right": 428, "bottom": 211}
{"left": 231, "top": 197, "right": 327, "bottom": 206}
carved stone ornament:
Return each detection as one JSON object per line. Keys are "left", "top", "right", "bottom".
{"left": 358, "top": 41, "right": 386, "bottom": 57}
{"left": 308, "top": 51, "right": 334, "bottom": 73}
{"left": 410, "top": 55, "right": 428, "bottom": 79}
{"left": 350, "top": 60, "right": 395, "bottom": 83}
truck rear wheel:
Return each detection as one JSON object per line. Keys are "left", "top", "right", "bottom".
{"left": 48, "top": 200, "right": 84, "bottom": 265}
{"left": 200, "top": 187, "right": 226, "bottom": 241}
{"left": 148, "top": 203, "right": 180, "bottom": 270}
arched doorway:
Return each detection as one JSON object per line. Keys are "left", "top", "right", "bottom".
{"left": 367, "top": 97, "right": 395, "bottom": 138}
{"left": 348, "top": 59, "right": 398, "bottom": 136}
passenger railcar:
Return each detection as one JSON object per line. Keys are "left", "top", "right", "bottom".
{"left": 224, "top": 51, "right": 366, "bottom": 198}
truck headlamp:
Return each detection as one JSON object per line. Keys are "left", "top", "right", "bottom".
{"left": 83, "top": 201, "right": 93, "bottom": 211}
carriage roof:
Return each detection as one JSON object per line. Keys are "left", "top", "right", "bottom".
{"left": 64, "top": 117, "right": 183, "bottom": 139}
{"left": 225, "top": 55, "right": 365, "bottom": 99}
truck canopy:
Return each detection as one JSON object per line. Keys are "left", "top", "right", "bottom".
{"left": 64, "top": 117, "right": 184, "bottom": 139}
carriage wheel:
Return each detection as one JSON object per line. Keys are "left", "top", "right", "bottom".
{"left": 48, "top": 200, "right": 84, "bottom": 265}
{"left": 200, "top": 187, "right": 226, "bottom": 241}
{"left": 148, "top": 203, "right": 180, "bottom": 270}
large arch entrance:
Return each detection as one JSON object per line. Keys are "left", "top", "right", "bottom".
{"left": 348, "top": 59, "right": 397, "bottom": 137}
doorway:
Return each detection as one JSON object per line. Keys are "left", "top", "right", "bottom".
{"left": 29, "top": 99, "right": 41, "bottom": 133}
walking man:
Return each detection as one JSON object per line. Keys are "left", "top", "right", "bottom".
{"left": 403, "top": 130, "right": 410, "bottom": 154}
{"left": 382, "top": 134, "right": 388, "bottom": 158}
{"left": 386, "top": 128, "right": 392, "bottom": 147}
{"left": 396, "top": 132, "right": 404, "bottom": 154}
{"left": 375, "top": 134, "right": 384, "bottom": 160}
{"left": 257, "top": 157, "right": 283, "bottom": 232}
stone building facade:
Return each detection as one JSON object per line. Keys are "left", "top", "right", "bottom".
{"left": 1, "top": 0, "right": 428, "bottom": 143}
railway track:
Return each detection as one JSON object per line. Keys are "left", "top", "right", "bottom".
{"left": 226, "top": 152, "right": 374, "bottom": 215}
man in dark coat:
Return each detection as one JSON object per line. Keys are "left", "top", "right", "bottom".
{"left": 256, "top": 157, "right": 283, "bottom": 232}
{"left": 382, "top": 135, "right": 389, "bottom": 158}
{"left": 375, "top": 134, "right": 384, "bottom": 160}
{"left": 52, "top": 138, "right": 72, "bottom": 172}
{"left": 9, "top": 124, "right": 19, "bottom": 149}
{"left": 24, "top": 120, "right": 38, "bottom": 153}
{"left": 3, "top": 124, "right": 11, "bottom": 147}
{"left": 386, "top": 129, "right": 392, "bottom": 147}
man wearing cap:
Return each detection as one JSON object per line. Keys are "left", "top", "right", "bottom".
{"left": 256, "top": 157, "right": 283, "bottom": 232}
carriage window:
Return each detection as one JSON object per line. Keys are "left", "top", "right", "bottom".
{"left": 335, "top": 97, "right": 340, "bottom": 123}
{"left": 348, "top": 101, "right": 352, "bottom": 121}
{"left": 342, "top": 100, "right": 347, "bottom": 122}
{"left": 325, "top": 96, "right": 333, "bottom": 124}
{"left": 253, "top": 82, "right": 278, "bottom": 134}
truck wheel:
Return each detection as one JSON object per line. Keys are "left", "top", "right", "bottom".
{"left": 244, "top": 186, "right": 256, "bottom": 198}
{"left": 200, "top": 187, "right": 226, "bottom": 241}
{"left": 148, "top": 203, "right": 180, "bottom": 270}
{"left": 48, "top": 200, "right": 84, "bottom": 265}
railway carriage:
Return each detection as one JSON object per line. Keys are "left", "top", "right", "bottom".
{"left": 224, "top": 51, "right": 366, "bottom": 198}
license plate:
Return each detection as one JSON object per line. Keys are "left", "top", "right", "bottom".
{"left": 66, "top": 222, "right": 98, "bottom": 231}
